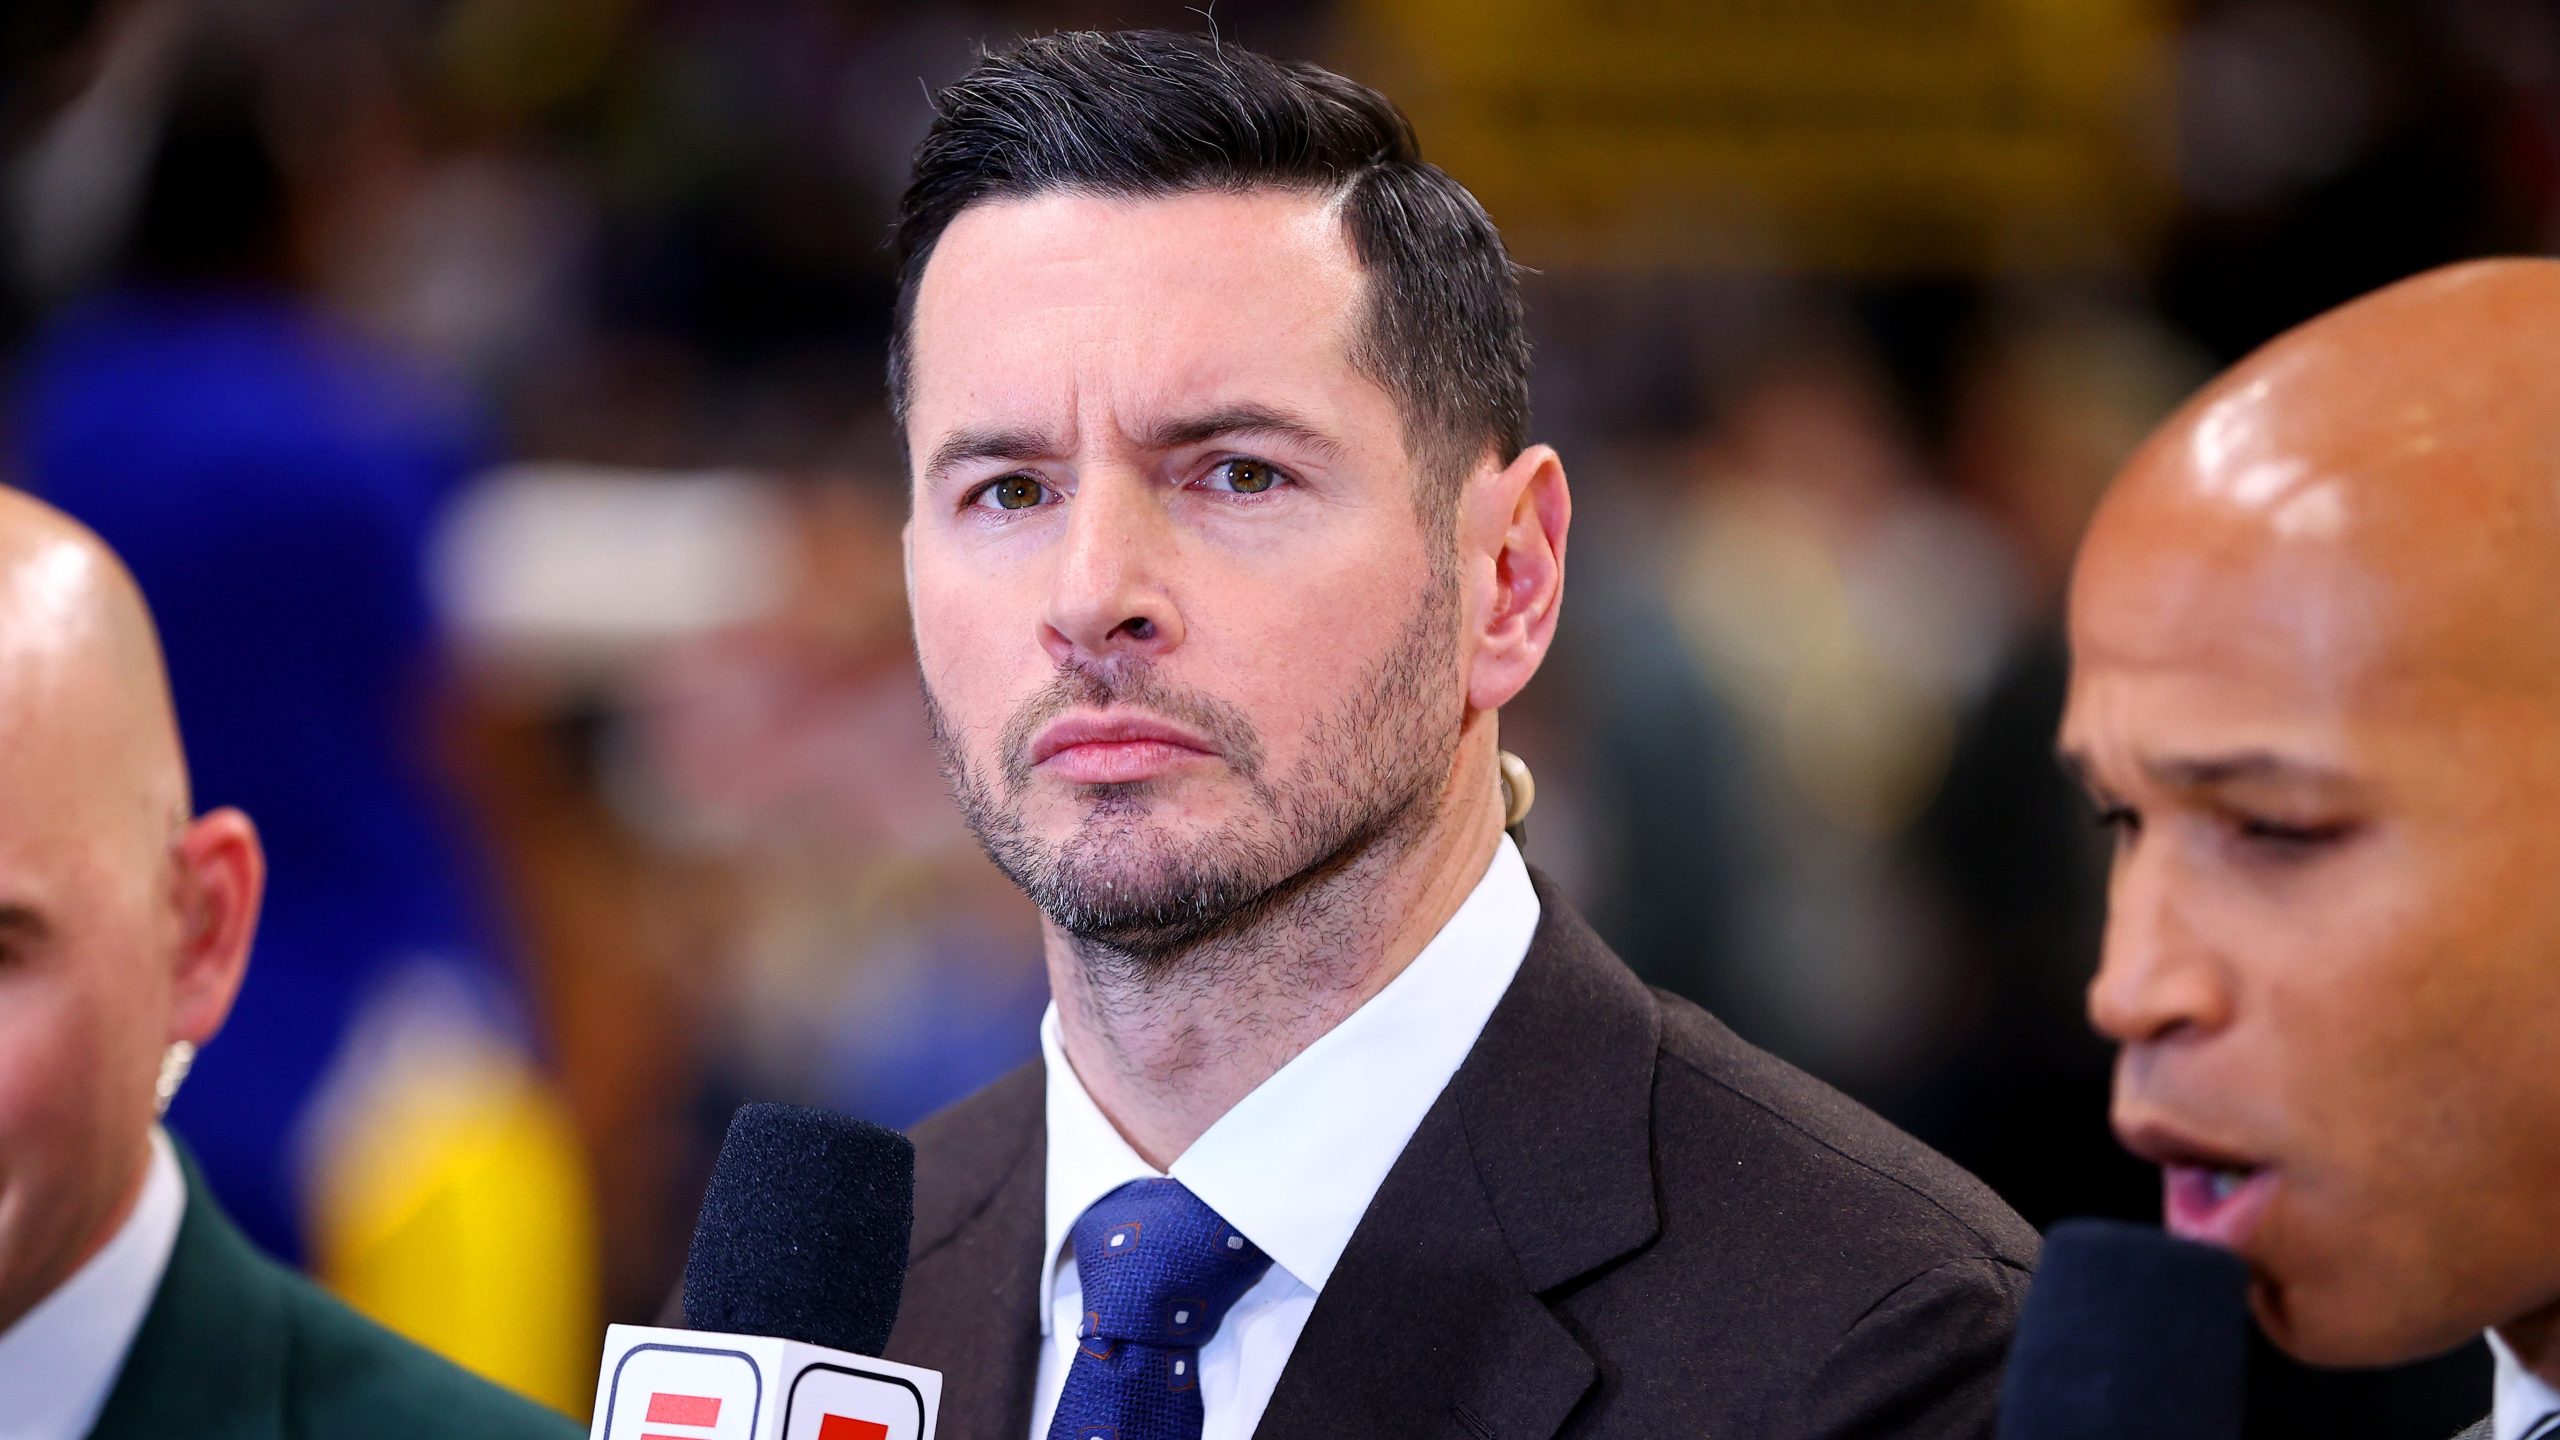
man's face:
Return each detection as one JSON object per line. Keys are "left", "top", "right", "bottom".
{"left": 0, "top": 679, "right": 176, "bottom": 1333}
{"left": 2061, "top": 469, "right": 2560, "bottom": 1365}
{"left": 902, "top": 188, "right": 1464, "bottom": 955}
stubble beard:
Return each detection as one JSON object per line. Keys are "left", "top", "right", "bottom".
{"left": 923, "top": 573, "right": 1463, "bottom": 974}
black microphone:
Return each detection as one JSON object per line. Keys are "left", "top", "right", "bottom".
{"left": 683, "top": 1101, "right": 917, "bottom": 1354}
{"left": 589, "top": 1103, "right": 938, "bottom": 1440}
{"left": 1996, "top": 1218, "right": 2251, "bottom": 1440}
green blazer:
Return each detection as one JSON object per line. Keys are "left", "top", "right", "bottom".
{"left": 87, "top": 1152, "right": 584, "bottom": 1440}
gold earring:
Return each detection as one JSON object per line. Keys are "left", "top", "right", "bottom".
{"left": 154, "top": 1041, "right": 197, "bottom": 1117}
{"left": 1498, "top": 750, "right": 1535, "bottom": 832}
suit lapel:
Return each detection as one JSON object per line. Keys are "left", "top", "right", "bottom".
{"left": 887, "top": 1065, "right": 1048, "bottom": 1440}
{"left": 89, "top": 1153, "right": 289, "bottom": 1440}
{"left": 1254, "top": 876, "right": 1663, "bottom": 1440}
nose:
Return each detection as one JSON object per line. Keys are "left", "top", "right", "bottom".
{"left": 2086, "top": 849, "right": 2236, "bottom": 1047}
{"left": 1041, "top": 470, "right": 1184, "bottom": 666}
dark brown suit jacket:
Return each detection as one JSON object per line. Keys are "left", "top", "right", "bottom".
{"left": 884, "top": 877, "right": 2039, "bottom": 1439}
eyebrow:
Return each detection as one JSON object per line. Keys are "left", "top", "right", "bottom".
{"left": 918, "top": 404, "right": 1348, "bottom": 490}
{"left": 922, "top": 425, "right": 1058, "bottom": 489}
{"left": 2055, "top": 749, "right": 2356, "bottom": 791}
{"left": 2054, "top": 750, "right": 2092, "bottom": 789}
{"left": 0, "top": 902, "right": 49, "bottom": 941}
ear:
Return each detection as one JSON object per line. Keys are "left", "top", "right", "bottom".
{"left": 165, "top": 807, "right": 265, "bottom": 1051}
{"left": 1465, "top": 444, "right": 1571, "bottom": 713}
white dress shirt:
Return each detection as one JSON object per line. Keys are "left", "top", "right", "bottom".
{"left": 1029, "top": 835, "right": 1541, "bottom": 1440}
{"left": 2489, "top": 1329, "right": 2560, "bottom": 1440}
{"left": 0, "top": 1127, "right": 186, "bottom": 1440}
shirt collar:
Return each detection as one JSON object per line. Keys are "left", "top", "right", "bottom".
{"left": 1038, "top": 834, "right": 1541, "bottom": 1333}
{"left": 0, "top": 1126, "right": 187, "bottom": 1440}
{"left": 2489, "top": 1329, "right": 2560, "bottom": 1440}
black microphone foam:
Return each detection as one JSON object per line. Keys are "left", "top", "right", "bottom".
{"left": 682, "top": 1102, "right": 917, "bottom": 1356}
{"left": 1996, "top": 1218, "right": 2251, "bottom": 1440}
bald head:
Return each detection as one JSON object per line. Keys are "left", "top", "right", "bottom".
{"left": 0, "top": 488, "right": 261, "bottom": 1339}
{"left": 0, "top": 487, "right": 190, "bottom": 850}
{"left": 2087, "top": 258, "right": 2560, "bottom": 708}
{"left": 2061, "top": 259, "right": 2560, "bottom": 1373}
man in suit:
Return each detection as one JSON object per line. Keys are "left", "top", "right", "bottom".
{"left": 0, "top": 488, "right": 578, "bottom": 1439}
{"left": 2058, "top": 258, "right": 2560, "bottom": 1440}
{"left": 871, "top": 30, "right": 2037, "bottom": 1439}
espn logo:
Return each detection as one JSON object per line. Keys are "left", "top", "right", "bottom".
{"left": 632, "top": 1391, "right": 886, "bottom": 1440}
{"left": 644, "top": 1392, "right": 726, "bottom": 1440}
{"left": 590, "top": 1324, "right": 937, "bottom": 1440}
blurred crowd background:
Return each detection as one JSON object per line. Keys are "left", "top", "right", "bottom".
{"left": 2, "top": 0, "right": 2552, "bottom": 1432}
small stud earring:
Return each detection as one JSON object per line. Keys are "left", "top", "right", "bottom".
{"left": 154, "top": 1041, "right": 197, "bottom": 1117}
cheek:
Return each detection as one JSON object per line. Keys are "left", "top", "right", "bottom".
{"left": 910, "top": 559, "right": 1018, "bottom": 723}
{"left": 2166, "top": 794, "right": 2560, "bottom": 1355}
{"left": 2241, "top": 856, "right": 2464, "bottom": 1149}
{"left": 0, "top": 976, "right": 128, "bottom": 1175}
{"left": 1186, "top": 539, "right": 1432, "bottom": 719}
{"left": 2340, "top": 865, "right": 2560, "bottom": 1208}
{"left": 2245, "top": 848, "right": 2560, "bottom": 1306}
{"left": 2275, "top": 830, "right": 2560, "bottom": 1128}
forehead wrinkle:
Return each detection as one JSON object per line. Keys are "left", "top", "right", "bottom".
{"left": 1132, "top": 402, "right": 1348, "bottom": 460}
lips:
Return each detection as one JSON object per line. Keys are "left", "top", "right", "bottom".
{"left": 2160, "top": 1164, "right": 2276, "bottom": 1249}
{"left": 1029, "top": 712, "right": 1219, "bottom": 784}
{"left": 2117, "top": 1119, "right": 2278, "bottom": 1251}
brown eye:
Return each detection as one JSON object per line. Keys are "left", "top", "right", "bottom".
{"left": 992, "top": 476, "right": 1046, "bottom": 510}
{"left": 1214, "top": 459, "right": 1280, "bottom": 494}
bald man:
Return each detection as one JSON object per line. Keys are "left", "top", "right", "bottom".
{"left": 2061, "top": 258, "right": 2560, "bottom": 1440}
{"left": 0, "top": 490, "right": 578, "bottom": 1439}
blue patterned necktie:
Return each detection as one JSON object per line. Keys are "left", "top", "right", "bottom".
{"left": 1046, "top": 1178, "right": 1273, "bottom": 1440}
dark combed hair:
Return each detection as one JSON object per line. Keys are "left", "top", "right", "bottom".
{"left": 890, "top": 30, "right": 1530, "bottom": 503}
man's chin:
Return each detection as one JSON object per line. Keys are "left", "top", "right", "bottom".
{"left": 1033, "top": 872, "right": 1275, "bottom": 959}
{"left": 2250, "top": 1272, "right": 2482, "bottom": 1371}
{"left": 990, "top": 820, "right": 1250, "bottom": 930}
{"left": 1028, "top": 770, "right": 1223, "bottom": 816}
{"left": 1016, "top": 784, "right": 1260, "bottom": 853}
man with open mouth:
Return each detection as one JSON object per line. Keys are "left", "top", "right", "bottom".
{"left": 2060, "top": 257, "right": 2560, "bottom": 1440}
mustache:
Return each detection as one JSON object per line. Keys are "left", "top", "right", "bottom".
{"left": 997, "top": 660, "right": 1267, "bottom": 795}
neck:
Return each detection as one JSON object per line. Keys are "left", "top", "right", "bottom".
{"left": 2499, "top": 1296, "right": 2560, "bottom": 1391}
{"left": 1048, "top": 737, "right": 1507, "bottom": 1169}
